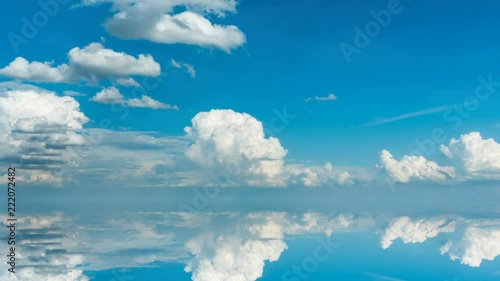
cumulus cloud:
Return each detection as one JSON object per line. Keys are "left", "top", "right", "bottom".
{"left": 171, "top": 59, "right": 196, "bottom": 78}
{"left": 90, "top": 87, "right": 125, "bottom": 104}
{"left": 181, "top": 110, "right": 353, "bottom": 187}
{"left": 0, "top": 42, "right": 160, "bottom": 84}
{"left": 305, "top": 93, "right": 337, "bottom": 102}
{"left": 380, "top": 216, "right": 456, "bottom": 249}
{"left": 68, "top": 42, "right": 160, "bottom": 80}
{"left": 80, "top": 0, "right": 246, "bottom": 52}
{"left": 90, "top": 87, "right": 178, "bottom": 110}
{"left": 0, "top": 86, "right": 88, "bottom": 184}
{"left": 184, "top": 109, "right": 288, "bottom": 186}
{"left": 0, "top": 57, "right": 68, "bottom": 82}
{"left": 379, "top": 150, "right": 456, "bottom": 183}
{"left": 440, "top": 221, "right": 500, "bottom": 267}
{"left": 440, "top": 132, "right": 500, "bottom": 180}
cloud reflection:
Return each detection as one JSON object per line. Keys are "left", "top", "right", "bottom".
{"left": 1, "top": 211, "right": 499, "bottom": 280}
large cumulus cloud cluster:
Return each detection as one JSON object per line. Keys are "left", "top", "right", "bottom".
{"left": 380, "top": 216, "right": 500, "bottom": 268}
{"left": 183, "top": 109, "right": 353, "bottom": 187}
{"left": 184, "top": 109, "right": 288, "bottom": 186}
{"left": 440, "top": 132, "right": 500, "bottom": 180}
{"left": 379, "top": 132, "right": 500, "bottom": 184}
{"left": 0, "top": 86, "right": 88, "bottom": 184}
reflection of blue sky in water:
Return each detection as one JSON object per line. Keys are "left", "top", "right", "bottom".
{"left": 1, "top": 210, "right": 499, "bottom": 281}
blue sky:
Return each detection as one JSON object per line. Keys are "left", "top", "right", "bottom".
{"left": 1, "top": 0, "right": 500, "bottom": 280}
{"left": 1, "top": 0, "right": 500, "bottom": 168}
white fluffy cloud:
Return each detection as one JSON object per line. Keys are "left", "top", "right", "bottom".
{"left": 81, "top": 0, "right": 246, "bottom": 52}
{"left": 0, "top": 86, "right": 88, "bottom": 184}
{"left": 380, "top": 216, "right": 456, "bottom": 249}
{"left": 0, "top": 57, "right": 68, "bottom": 82}
{"left": 379, "top": 150, "right": 456, "bottom": 183}
{"left": 0, "top": 42, "right": 160, "bottom": 84}
{"left": 90, "top": 87, "right": 125, "bottom": 104}
{"left": 184, "top": 109, "right": 288, "bottom": 186}
{"left": 68, "top": 42, "right": 160, "bottom": 80}
{"left": 440, "top": 221, "right": 500, "bottom": 267}
{"left": 440, "top": 132, "right": 500, "bottom": 180}
{"left": 90, "top": 87, "right": 178, "bottom": 110}
{"left": 183, "top": 109, "right": 355, "bottom": 187}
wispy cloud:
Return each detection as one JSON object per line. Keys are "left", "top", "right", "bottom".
{"left": 63, "top": 90, "right": 87, "bottom": 97}
{"left": 364, "top": 105, "right": 449, "bottom": 126}
{"left": 305, "top": 93, "right": 337, "bottom": 102}
{"left": 171, "top": 59, "right": 196, "bottom": 78}
{"left": 363, "top": 272, "right": 407, "bottom": 281}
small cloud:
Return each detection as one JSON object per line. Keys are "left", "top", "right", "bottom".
{"left": 184, "top": 64, "right": 196, "bottom": 78}
{"left": 363, "top": 272, "right": 408, "bottom": 281}
{"left": 127, "top": 95, "right": 178, "bottom": 110}
{"left": 90, "top": 87, "right": 177, "bottom": 110}
{"left": 316, "top": 93, "right": 337, "bottom": 101}
{"left": 171, "top": 59, "right": 182, "bottom": 68}
{"left": 114, "top": 77, "right": 141, "bottom": 87}
{"left": 90, "top": 87, "right": 125, "bottom": 104}
{"left": 305, "top": 93, "right": 337, "bottom": 102}
{"left": 171, "top": 59, "right": 196, "bottom": 78}
{"left": 63, "top": 90, "right": 87, "bottom": 97}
